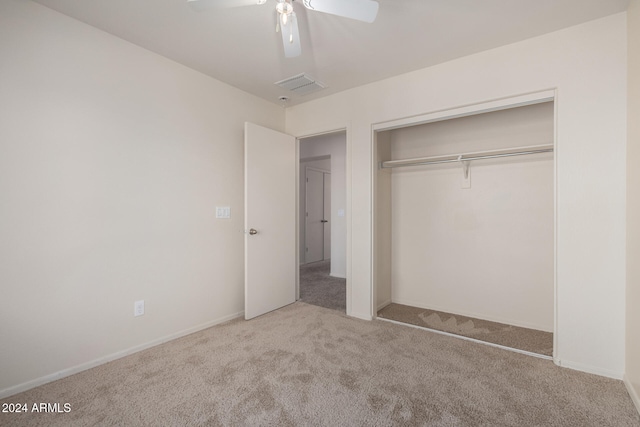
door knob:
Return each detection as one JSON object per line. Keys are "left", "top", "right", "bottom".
{"left": 321, "top": 220, "right": 328, "bottom": 223}
{"left": 249, "top": 228, "right": 258, "bottom": 235}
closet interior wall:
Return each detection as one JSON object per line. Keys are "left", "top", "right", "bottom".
{"left": 375, "top": 102, "right": 554, "bottom": 332}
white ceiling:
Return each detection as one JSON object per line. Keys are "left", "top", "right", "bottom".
{"left": 33, "top": 0, "right": 629, "bottom": 106}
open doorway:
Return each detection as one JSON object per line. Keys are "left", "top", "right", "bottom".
{"left": 298, "top": 131, "right": 346, "bottom": 312}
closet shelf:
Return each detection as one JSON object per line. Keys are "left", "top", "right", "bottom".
{"left": 379, "top": 144, "right": 554, "bottom": 169}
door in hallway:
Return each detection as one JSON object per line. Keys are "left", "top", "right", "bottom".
{"left": 305, "top": 168, "right": 331, "bottom": 263}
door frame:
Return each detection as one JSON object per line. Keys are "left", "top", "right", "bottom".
{"left": 370, "top": 89, "right": 557, "bottom": 361}
{"left": 294, "top": 127, "right": 351, "bottom": 313}
{"left": 304, "top": 166, "right": 331, "bottom": 264}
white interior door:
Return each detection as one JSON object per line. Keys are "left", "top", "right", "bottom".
{"left": 305, "top": 168, "right": 325, "bottom": 263}
{"left": 323, "top": 172, "right": 331, "bottom": 260}
{"left": 245, "top": 122, "right": 296, "bottom": 320}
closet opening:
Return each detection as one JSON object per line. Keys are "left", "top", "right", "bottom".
{"left": 298, "top": 131, "right": 347, "bottom": 313}
{"left": 373, "top": 98, "right": 555, "bottom": 358}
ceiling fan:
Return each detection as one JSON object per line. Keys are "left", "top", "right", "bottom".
{"left": 187, "top": 0, "right": 379, "bottom": 58}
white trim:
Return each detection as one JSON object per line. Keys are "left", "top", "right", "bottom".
{"left": 624, "top": 375, "right": 640, "bottom": 416}
{"left": 377, "top": 317, "right": 553, "bottom": 361}
{"left": 377, "top": 299, "right": 392, "bottom": 311}
{"left": 294, "top": 127, "right": 347, "bottom": 140}
{"left": 370, "top": 124, "right": 382, "bottom": 319}
{"left": 295, "top": 139, "right": 300, "bottom": 300}
{"left": 300, "top": 154, "right": 330, "bottom": 162}
{"left": 552, "top": 88, "right": 559, "bottom": 363}
{"left": 372, "top": 89, "right": 555, "bottom": 132}
{"left": 0, "top": 311, "right": 244, "bottom": 399}
{"left": 294, "top": 125, "right": 352, "bottom": 317}
{"left": 555, "top": 358, "right": 624, "bottom": 380}
{"left": 349, "top": 311, "right": 373, "bottom": 321}
{"left": 345, "top": 124, "right": 352, "bottom": 317}
{"left": 305, "top": 166, "right": 331, "bottom": 174}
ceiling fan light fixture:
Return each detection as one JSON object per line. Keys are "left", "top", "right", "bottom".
{"left": 188, "top": 0, "right": 378, "bottom": 58}
{"left": 275, "top": 0, "right": 295, "bottom": 44}
{"left": 276, "top": 0, "right": 293, "bottom": 16}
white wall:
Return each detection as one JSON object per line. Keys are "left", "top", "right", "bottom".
{"left": 0, "top": 0, "right": 284, "bottom": 396}
{"left": 386, "top": 103, "right": 554, "bottom": 331}
{"left": 299, "top": 133, "right": 347, "bottom": 278}
{"left": 626, "top": 0, "right": 640, "bottom": 412}
{"left": 286, "top": 14, "right": 627, "bottom": 377}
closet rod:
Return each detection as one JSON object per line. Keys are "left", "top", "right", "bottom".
{"left": 380, "top": 144, "right": 554, "bottom": 169}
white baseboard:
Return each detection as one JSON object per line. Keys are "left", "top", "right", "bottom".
{"left": 0, "top": 311, "right": 244, "bottom": 400}
{"left": 377, "top": 299, "right": 392, "bottom": 312}
{"left": 624, "top": 375, "right": 640, "bottom": 416}
{"left": 349, "top": 311, "right": 373, "bottom": 321}
{"left": 555, "top": 358, "right": 624, "bottom": 380}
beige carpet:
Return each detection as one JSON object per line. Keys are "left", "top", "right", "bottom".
{"left": 378, "top": 303, "right": 553, "bottom": 357}
{"left": 299, "top": 260, "right": 345, "bottom": 312}
{"left": 1, "top": 302, "right": 638, "bottom": 426}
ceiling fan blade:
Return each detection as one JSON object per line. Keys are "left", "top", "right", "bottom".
{"left": 302, "top": 0, "right": 379, "bottom": 23}
{"left": 281, "top": 12, "right": 301, "bottom": 58}
{"left": 187, "top": 0, "right": 261, "bottom": 12}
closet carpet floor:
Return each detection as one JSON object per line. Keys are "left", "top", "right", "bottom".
{"left": 377, "top": 303, "right": 553, "bottom": 357}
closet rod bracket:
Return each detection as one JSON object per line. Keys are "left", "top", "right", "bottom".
{"left": 458, "top": 156, "right": 471, "bottom": 189}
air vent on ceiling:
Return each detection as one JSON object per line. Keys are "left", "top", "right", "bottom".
{"left": 274, "top": 73, "right": 326, "bottom": 96}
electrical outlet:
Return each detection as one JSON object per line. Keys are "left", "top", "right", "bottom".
{"left": 134, "top": 300, "right": 144, "bottom": 317}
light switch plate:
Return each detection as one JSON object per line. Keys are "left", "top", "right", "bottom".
{"left": 216, "top": 206, "right": 231, "bottom": 219}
